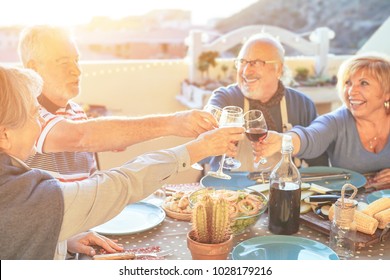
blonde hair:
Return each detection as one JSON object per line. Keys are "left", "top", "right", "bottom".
{"left": 0, "top": 65, "right": 42, "bottom": 129}
{"left": 337, "top": 53, "right": 390, "bottom": 104}
{"left": 18, "top": 25, "right": 74, "bottom": 66}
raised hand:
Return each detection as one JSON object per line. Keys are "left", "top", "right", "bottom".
{"left": 171, "top": 109, "right": 219, "bottom": 138}
{"left": 208, "top": 106, "right": 244, "bottom": 180}
{"left": 191, "top": 105, "right": 223, "bottom": 170}
{"left": 252, "top": 130, "right": 283, "bottom": 163}
{"left": 186, "top": 126, "right": 244, "bottom": 167}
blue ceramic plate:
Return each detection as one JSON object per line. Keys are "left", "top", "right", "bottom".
{"left": 299, "top": 166, "right": 366, "bottom": 191}
{"left": 366, "top": 190, "right": 390, "bottom": 204}
{"left": 200, "top": 171, "right": 256, "bottom": 190}
{"left": 92, "top": 202, "right": 165, "bottom": 235}
{"left": 232, "top": 235, "right": 339, "bottom": 260}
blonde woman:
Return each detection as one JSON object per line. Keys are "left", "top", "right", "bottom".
{"left": 256, "top": 53, "right": 390, "bottom": 183}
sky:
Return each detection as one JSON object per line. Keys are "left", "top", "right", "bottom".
{"left": 0, "top": 0, "right": 258, "bottom": 26}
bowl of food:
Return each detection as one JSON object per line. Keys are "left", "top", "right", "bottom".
{"left": 162, "top": 191, "right": 192, "bottom": 221}
{"left": 189, "top": 188, "right": 268, "bottom": 235}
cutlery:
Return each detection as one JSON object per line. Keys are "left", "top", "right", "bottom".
{"left": 248, "top": 172, "right": 351, "bottom": 183}
{"left": 92, "top": 249, "right": 173, "bottom": 260}
{"left": 309, "top": 183, "right": 365, "bottom": 195}
{"left": 304, "top": 194, "right": 341, "bottom": 204}
{"left": 301, "top": 173, "right": 351, "bottom": 182}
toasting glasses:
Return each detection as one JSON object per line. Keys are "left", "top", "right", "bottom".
{"left": 222, "top": 106, "right": 244, "bottom": 170}
{"left": 244, "top": 109, "right": 268, "bottom": 167}
{"left": 208, "top": 106, "right": 244, "bottom": 180}
{"left": 244, "top": 109, "right": 272, "bottom": 183}
{"left": 191, "top": 104, "right": 223, "bottom": 171}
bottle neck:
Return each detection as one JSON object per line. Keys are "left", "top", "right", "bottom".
{"left": 281, "top": 147, "right": 293, "bottom": 161}
{"left": 270, "top": 145, "right": 301, "bottom": 185}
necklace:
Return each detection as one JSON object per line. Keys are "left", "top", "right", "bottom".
{"left": 368, "top": 136, "right": 378, "bottom": 150}
{"left": 358, "top": 117, "right": 389, "bottom": 152}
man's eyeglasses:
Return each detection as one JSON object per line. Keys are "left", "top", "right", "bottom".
{"left": 234, "top": 58, "right": 279, "bottom": 69}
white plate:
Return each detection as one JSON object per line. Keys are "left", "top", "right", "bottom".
{"left": 92, "top": 202, "right": 165, "bottom": 235}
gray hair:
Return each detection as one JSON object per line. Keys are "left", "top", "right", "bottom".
{"left": 239, "top": 33, "right": 285, "bottom": 63}
{"left": 18, "top": 25, "right": 74, "bottom": 66}
{"left": 337, "top": 53, "right": 390, "bottom": 104}
{"left": 0, "top": 65, "right": 42, "bottom": 129}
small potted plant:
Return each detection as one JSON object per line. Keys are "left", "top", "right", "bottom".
{"left": 186, "top": 194, "right": 233, "bottom": 260}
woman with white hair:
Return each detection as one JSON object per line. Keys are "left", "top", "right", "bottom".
{"left": 0, "top": 65, "right": 244, "bottom": 259}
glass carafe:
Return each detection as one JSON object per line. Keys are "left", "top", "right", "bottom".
{"left": 329, "top": 184, "right": 358, "bottom": 259}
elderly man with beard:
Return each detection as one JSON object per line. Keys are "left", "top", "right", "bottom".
{"left": 205, "top": 33, "right": 329, "bottom": 173}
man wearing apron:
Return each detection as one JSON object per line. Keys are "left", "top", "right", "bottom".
{"left": 205, "top": 33, "right": 329, "bottom": 174}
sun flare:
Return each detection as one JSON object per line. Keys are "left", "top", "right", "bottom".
{"left": 0, "top": 0, "right": 257, "bottom": 26}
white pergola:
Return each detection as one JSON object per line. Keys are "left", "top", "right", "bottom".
{"left": 186, "top": 25, "right": 335, "bottom": 84}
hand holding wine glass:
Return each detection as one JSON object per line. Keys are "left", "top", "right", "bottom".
{"left": 191, "top": 104, "right": 223, "bottom": 170}
{"left": 204, "top": 104, "right": 222, "bottom": 126}
{"left": 208, "top": 106, "right": 244, "bottom": 180}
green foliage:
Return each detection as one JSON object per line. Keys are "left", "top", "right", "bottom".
{"left": 191, "top": 194, "right": 231, "bottom": 244}
{"left": 197, "top": 51, "right": 219, "bottom": 80}
{"left": 198, "top": 51, "right": 219, "bottom": 68}
{"left": 294, "top": 66, "right": 337, "bottom": 86}
{"left": 295, "top": 67, "right": 309, "bottom": 81}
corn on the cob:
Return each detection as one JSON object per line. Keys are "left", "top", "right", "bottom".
{"left": 362, "top": 197, "right": 390, "bottom": 217}
{"left": 328, "top": 205, "right": 378, "bottom": 235}
{"left": 354, "top": 210, "right": 379, "bottom": 235}
{"left": 374, "top": 208, "right": 390, "bottom": 229}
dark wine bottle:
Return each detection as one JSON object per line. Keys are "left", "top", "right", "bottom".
{"left": 268, "top": 135, "right": 301, "bottom": 235}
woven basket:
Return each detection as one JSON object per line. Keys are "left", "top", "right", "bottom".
{"left": 162, "top": 204, "right": 192, "bottom": 221}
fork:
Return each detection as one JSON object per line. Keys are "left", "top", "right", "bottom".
{"left": 92, "top": 249, "right": 173, "bottom": 260}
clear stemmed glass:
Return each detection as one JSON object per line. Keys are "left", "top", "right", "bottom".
{"left": 244, "top": 109, "right": 268, "bottom": 168}
{"left": 208, "top": 107, "right": 244, "bottom": 180}
{"left": 191, "top": 104, "right": 222, "bottom": 171}
{"left": 221, "top": 106, "right": 244, "bottom": 170}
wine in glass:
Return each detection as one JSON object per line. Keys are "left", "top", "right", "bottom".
{"left": 191, "top": 104, "right": 222, "bottom": 171}
{"left": 244, "top": 109, "right": 268, "bottom": 169}
{"left": 208, "top": 107, "right": 244, "bottom": 180}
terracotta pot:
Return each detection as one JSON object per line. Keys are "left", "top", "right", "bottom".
{"left": 186, "top": 230, "right": 233, "bottom": 260}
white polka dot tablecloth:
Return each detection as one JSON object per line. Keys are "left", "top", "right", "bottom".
{"left": 90, "top": 188, "right": 389, "bottom": 260}
{"left": 100, "top": 211, "right": 390, "bottom": 260}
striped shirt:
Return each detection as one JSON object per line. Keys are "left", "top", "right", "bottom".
{"left": 25, "top": 95, "right": 97, "bottom": 182}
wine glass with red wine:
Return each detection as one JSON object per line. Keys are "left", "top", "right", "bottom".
{"left": 244, "top": 109, "right": 268, "bottom": 167}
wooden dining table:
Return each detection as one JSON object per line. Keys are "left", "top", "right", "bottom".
{"left": 86, "top": 182, "right": 390, "bottom": 261}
